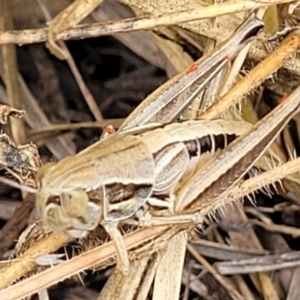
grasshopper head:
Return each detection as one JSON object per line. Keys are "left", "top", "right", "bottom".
{"left": 36, "top": 163, "right": 102, "bottom": 238}
{"left": 36, "top": 188, "right": 102, "bottom": 238}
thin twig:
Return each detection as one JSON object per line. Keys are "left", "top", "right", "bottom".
{"left": 38, "top": 0, "right": 104, "bottom": 121}
{"left": 0, "top": 0, "right": 295, "bottom": 45}
{"left": 0, "top": 226, "right": 171, "bottom": 299}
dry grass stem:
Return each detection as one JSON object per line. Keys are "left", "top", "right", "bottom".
{"left": 0, "top": 0, "right": 26, "bottom": 144}
{"left": 153, "top": 231, "right": 187, "bottom": 300}
{"left": 97, "top": 256, "right": 148, "bottom": 300}
{"left": 27, "top": 119, "right": 124, "bottom": 142}
{"left": 38, "top": 0, "right": 104, "bottom": 121}
{"left": 0, "top": 226, "right": 172, "bottom": 299}
{"left": 224, "top": 156, "right": 300, "bottom": 202}
{"left": 135, "top": 252, "right": 163, "bottom": 300}
{"left": 45, "top": 0, "right": 104, "bottom": 59}
{"left": 0, "top": 0, "right": 295, "bottom": 46}
{"left": 0, "top": 233, "right": 69, "bottom": 291}
{"left": 200, "top": 29, "right": 300, "bottom": 120}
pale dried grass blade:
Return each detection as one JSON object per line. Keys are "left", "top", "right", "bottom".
{"left": 135, "top": 252, "right": 164, "bottom": 300}
{"left": 187, "top": 243, "right": 243, "bottom": 300}
{"left": 119, "top": 17, "right": 263, "bottom": 130}
{"left": 0, "top": 226, "right": 171, "bottom": 298}
{"left": 0, "top": 233, "right": 68, "bottom": 291}
{"left": 287, "top": 268, "right": 300, "bottom": 300}
{"left": 153, "top": 33, "right": 193, "bottom": 73}
{"left": 27, "top": 119, "right": 124, "bottom": 142}
{"left": 215, "top": 251, "right": 300, "bottom": 275}
{"left": 0, "top": 0, "right": 294, "bottom": 45}
{"left": 97, "top": 256, "right": 149, "bottom": 300}
{"left": 200, "top": 29, "right": 300, "bottom": 120}
{"left": 223, "top": 156, "right": 300, "bottom": 204}
{"left": 250, "top": 220, "right": 300, "bottom": 237}
{"left": 117, "top": 0, "right": 290, "bottom": 40}
{"left": 153, "top": 231, "right": 187, "bottom": 300}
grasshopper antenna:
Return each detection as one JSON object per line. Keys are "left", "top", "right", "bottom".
{"left": 0, "top": 176, "right": 37, "bottom": 193}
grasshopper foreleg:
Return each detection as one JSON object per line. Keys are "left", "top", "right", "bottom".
{"left": 104, "top": 224, "right": 130, "bottom": 275}
{"left": 104, "top": 184, "right": 153, "bottom": 273}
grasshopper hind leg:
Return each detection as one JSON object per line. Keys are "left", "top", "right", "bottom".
{"left": 151, "top": 143, "right": 189, "bottom": 211}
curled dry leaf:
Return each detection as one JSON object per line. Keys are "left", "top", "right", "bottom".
{"left": 0, "top": 105, "right": 40, "bottom": 184}
{"left": 0, "top": 134, "right": 41, "bottom": 186}
{"left": 0, "top": 104, "right": 25, "bottom": 124}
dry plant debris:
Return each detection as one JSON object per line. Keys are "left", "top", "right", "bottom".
{"left": 0, "top": 105, "right": 24, "bottom": 125}
{"left": 0, "top": 1, "right": 300, "bottom": 300}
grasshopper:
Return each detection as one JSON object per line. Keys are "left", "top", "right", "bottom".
{"left": 36, "top": 120, "right": 252, "bottom": 273}
{"left": 34, "top": 17, "right": 264, "bottom": 274}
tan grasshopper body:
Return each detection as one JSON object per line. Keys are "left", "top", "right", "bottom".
{"left": 36, "top": 120, "right": 252, "bottom": 274}
{"left": 33, "top": 17, "right": 263, "bottom": 274}
{"left": 36, "top": 120, "right": 251, "bottom": 239}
